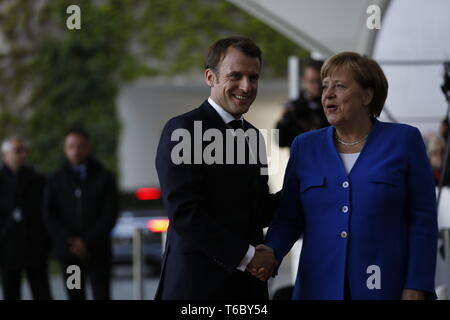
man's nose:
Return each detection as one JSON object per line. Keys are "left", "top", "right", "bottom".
{"left": 239, "top": 77, "right": 252, "bottom": 92}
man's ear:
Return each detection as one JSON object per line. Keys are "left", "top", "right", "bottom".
{"left": 204, "top": 69, "right": 216, "bottom": 88}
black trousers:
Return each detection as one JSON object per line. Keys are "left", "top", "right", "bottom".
{"left": 1, "top": 264, "right": 52, "bottom": 300}
{"left": 60, "top": 259, "right": 111, "bottom": 300}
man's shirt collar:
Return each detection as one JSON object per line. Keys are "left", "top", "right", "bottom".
{"left": 208, "top": 97, "right": 243, "bottom": 125}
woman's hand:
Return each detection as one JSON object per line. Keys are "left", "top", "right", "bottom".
{"left": 401, "top": 289, "right": 425, "bottom": 300}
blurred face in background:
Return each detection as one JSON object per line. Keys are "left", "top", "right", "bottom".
{"left": 302, "top": 67, "right": 322, "bottom": 99}
{"left": 428, "top": 136, "right": 446, "bottom": 170}
{"left": 64, "top": 133, "right": 91, "bottom": 166}
{"left": 429, "top": 147, "right": 445, "bottom": 170}
{"left": 2, "top": 138, "right": 28, "bottom": 171}
{"left": 439, "top": 119, "right": 449, "bottom": 142}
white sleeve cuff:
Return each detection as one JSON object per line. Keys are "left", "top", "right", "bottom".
{"left": 236, "top": 245, "right": 255, "bottom": 272}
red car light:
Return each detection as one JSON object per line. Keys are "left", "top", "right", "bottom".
{"left": 147, "top": 219, "right": 169, "bottom": 233}
{"left": 135, "top": 188, "right": 161, "bottom": 200}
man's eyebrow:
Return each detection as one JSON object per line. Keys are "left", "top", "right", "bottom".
{"left": 226, "top": 71, "right": 260, "bottom": 78}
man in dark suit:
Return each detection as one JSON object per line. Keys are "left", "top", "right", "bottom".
{"left": 155, "top": 36, "right": 278, "bottom": 300}
{"left": 44, "top": 129, "right": 118, "bottom": 300}
{"left": 0, "top": 136, "right": 52, "bottom": 300}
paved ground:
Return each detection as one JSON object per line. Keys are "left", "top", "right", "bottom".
{"left": 5, "top": 247, "right": 446, "bottom": 300}
{"left": 0, "top": 259, "right": 292, "bottom": 300}
{"left": 0, "top": 265, "right": 160, "bottom": 300}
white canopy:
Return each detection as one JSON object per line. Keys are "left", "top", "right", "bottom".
{"left": 228, "top": 0, "right": 390, "bottom": 57}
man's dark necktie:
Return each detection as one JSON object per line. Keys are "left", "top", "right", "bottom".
{"left": 228, "top": 119, "right": 244, "bottom": 130}
{"left": 227, "top": 119, "right": 254, "bottom": 164}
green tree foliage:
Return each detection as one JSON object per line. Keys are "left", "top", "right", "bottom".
{"left": 0, "top": 0, "right": 307, "bottom": 175}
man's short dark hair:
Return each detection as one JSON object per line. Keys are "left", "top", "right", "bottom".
{"left": 65, "top": 128, "right": 90, "bottom": 141}
{"left": 301, "top": 59, "right": 324, "bottom": 76}
{"left": 205, "top": 36, "right": 262, "bottom": 75}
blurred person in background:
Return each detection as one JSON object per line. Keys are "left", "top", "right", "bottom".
{"left": 44, "top": 129, "right": 118, "bottom": 300}
{"left": 251, "top": 52, "right": 438, "bottom": 300}
{"left": 427, "top": 134, "right": 449, "bottom": 186}
{"left": 439, "top": 117, "right": 449, "bottom": 142}
{"left": 276, "top": 59, "right": 329, "bottom": 148}
{"left": 0, "top": 136, "right": 52, "bottom": 300}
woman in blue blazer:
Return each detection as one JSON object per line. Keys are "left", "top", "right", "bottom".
{"left": 254, "top": 52, "right": 438, "bottom": 299}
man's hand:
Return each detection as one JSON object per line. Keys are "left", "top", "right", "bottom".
{"left": 401, "top": 289, "right": 426, "bottom": 300}
{"left": 246, "top": 244, "right": 278, "bottom": 281}
{"left": 69, "top": 237, "right": 89, "bottom": 259}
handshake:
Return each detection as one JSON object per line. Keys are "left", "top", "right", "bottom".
{"left": 246, "top": 244, "right": 278, "bottom": 281}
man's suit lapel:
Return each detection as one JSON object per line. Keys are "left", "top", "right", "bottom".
{"left": 199, "top": 100, "right": 228, "bottom": 132}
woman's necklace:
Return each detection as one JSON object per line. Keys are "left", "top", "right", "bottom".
{"left": 335, "top": 133, "right": 369, "bottom": 146}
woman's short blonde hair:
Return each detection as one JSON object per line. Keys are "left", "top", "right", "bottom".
{"left": 321, "top": 52, "right": 388, "bottom": 117}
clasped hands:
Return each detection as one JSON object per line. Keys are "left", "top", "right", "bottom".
{"left": 246, "top": 244, "right": 278, "bottom": 281}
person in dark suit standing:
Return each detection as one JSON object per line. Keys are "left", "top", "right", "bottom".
{"left": 0, "top": 136, "right": 52, "bottom": 300}
{"left": 155, "top": 36, "right": 279, "bottom": 300}
{"left": 44, "top": 129, "right": 118, "bottom": 300}
{"left": 276, "top": 60, "right": 328, "bottom": 148}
